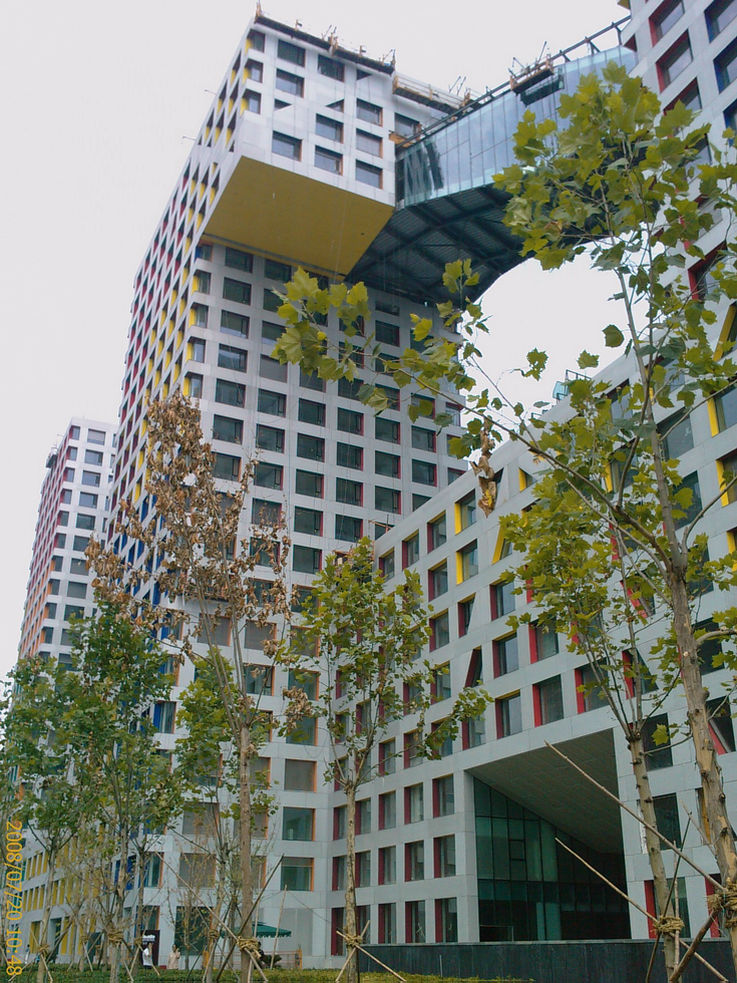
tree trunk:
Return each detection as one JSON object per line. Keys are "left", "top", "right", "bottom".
{"left": 108, "top": 828, "right": 129, "bottom": 983}
{"left": 672, "top": 575, "right": 737, "bottom": 978}
{"left": 238, "top": 722, "right": 253, "bottom": 983}
{"left": 35, "top": 853, "right": 56, "bottom": 983}
{"left": 204, "top": 853, "right": 225, "bottom": 983}
{"left": 629, "top": 733, "right": 678, "bottom": 978}
{"left": 343, "top": 784, "right": 359, "bottom": 983}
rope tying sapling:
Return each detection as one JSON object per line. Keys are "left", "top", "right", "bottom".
{"left": 653, "top": 915, "right": 684, "bottom": 937}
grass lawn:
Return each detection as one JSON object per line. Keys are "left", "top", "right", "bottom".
{"left": 10, "top": 969, "right": 532, "bottom": 983}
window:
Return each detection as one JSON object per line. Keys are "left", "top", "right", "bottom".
{"left": 316, "top": 114, "right": 344, "bottom": 142}
{"left": 707, "top": 0, "right": 737, "bottom": 40}
{"left": 284, "top": 759, "right": 315, "bottom": 792}
{"left": 294, "top": 433, "right": 324, "bottom": 463}
{"left": 378, "top": 551, "right": 394, "bottom": 581}
{"left": 491, "top": 580, "right": 515, "bottom": 619}
{"left": 81, "top": 470, "right": 100, "bottom": 487}
{"left": 433, "top": 664, "right": 451, "bottom": 702}
{"left": 642, "top": 714, "right": 674, "bottom": 769}
{"left": 186, "top": 373, "right": 203, "bottom": 398}
{"left": 356, "top": 797, "right": 371, "bottom": 835}
{"left": 405, "top": 841, "right": 424, "bottom": 881}
{"left": 222, "top": 277, "right": 251, "bottom": 305}
{"left": 715, "top": 383, "right": 737, "bottom": 432}
{"left": 533, "top": 623, "right": 559, "bottom": 660}
{"left": 338, "top": 407, "right": 362, "bottom": 434}
{"left": 435, "top": 835, "right": 456, "bottom": 877}
{"left": 247, "top": 29, "right": 265, "bottom": 51}
{"left": 338, "top": 376, "right": 363, "bottom": 400}
{"left": 651, "top": 0, "right": 684, "bottom": 40}
{"left": 379, "top": 791, "right": 396, "bottom": 831}
{"left": 315, "top": 147, "right": 342, "bottom": 173}
{"left": 357, "top": 99, "right": 382, "bottom": 124}
{"left": 406, "top": 900, "right": 425, "bottom": 943}
{"left": 493, "top": 634, "right": 519, "bottom": 677}
{"left": 299, "top": 369, "right": 324, "bottom": 393}
{"left": 261, "top": 321, "right": 283, "bottom": 342}
{"left": 428, "top": 562, "right": 448, "bottom": 600}
{"left": 576, "top": 663, "right": 609, "bottom": 712}
{"left": 216, "top": 379, "right": 245, "bottom": 407}
{"left": 720, "top": 450, "right": 737, "bottom": 503}
{"left": 218, "top": 344, "right": 247, "bottom": 372}
{"left": 259, "top": 354, "right": 287, "bottom": 382}
{"left": 356, "top": 161, "right": 382, "bottom": 188}
{"left": 243, "top": 663, "right": 273, "bottom": 696}
{"left": 496, "top": 692, "right": 522, "bottom": 738}
{"left": 375, "top": 417, "right": 400, "bottom": 443}
{"left": 294, "top": 506, "right": 323, "bottom": 536}
{"left": 430, "top": 611, "right": 450, "bottom": 651}
{"left": 458, "top": 597, "right": 475, "bottom": 637}
{"left": 253, "top": 424, "right": 283, "bottom": 453}
{"left": 220, "top": 310, "right": 249, "bottom": 338}
{"left": 272, "top": 131, "right": 302, "bottom": 159}
{"left": 708, "top": 697, "right": 737, "bottom": 753}
{"left": 298, "top": 399, "right": 325, "bottom": 426}
{"left": 153, "top": 701, "right": 176, "bottom": 734}
{"left": 84, "top": 449, "right": 103, "bottom": 465}
{"left": 275, "top": 70, "right": 304, "bottom": 97}
{"left": 660, "top": 411, "right": 693, "bottom": 459}
{"left": 376, "top": 450, "right": 400, "bottom": 477}
{"left": 88, "top": 428, "right": 105, "bottom": 444}
{"left": 459, "top": 541, "right": 478, "bottom": 581}
{"left": 412, "top": 426, "right": 435, "bottom": 451}
{"left": 76, "top": 513, "right": 94, "bottom": 530}
{"left": 410, "top": 460, "right": 435, "bottom": 486}
{"left": 535, "top": 676, "right": 564, "bottom": 725}
{"left": 378, "top": 738, "right": 395, "bottom": 776}
{"left": 375, "top": 486, "right": 400, "bottom": 513}
{"left": 212, "top": 414, "right": 244, "bottom": 446}
{"left": 79, "top": 492, "right": 97, "bottom": 508}
{"left": 425, "top": 514, "right": 446, "bottom": 552}
{"left": 403, "top": 533, "right": 420, "bottom": 567}
{"left": 653, "top": 793, "right": 682, "bottom": 849}
{"left": 357, "top": 130, "right": 382, "bottom": 156}
{"left": 295, "top": 470, "right": 323, "bottom": 497}
{"left": 336, "top": 477, "right": 362, "bottom": 505}
{"left": 433, "top": 775, "right": 454, "bottom": 818}
{"left": 277, "top": 39, "right": 305, "bottom": 66}
{"left": 335, "top": 515, "right": 362, "bottom": 541}
{"left": 673, "top": 472, "right": 702, "bottom": 528}
{"left": 716, "top": 36, "right": 737, "bottom": 91}
{"left": 281, "top": 856, "right": 312, "bottom": 891}
{"left": 293, "top": 545, "right": 322, "bottom": 573}
{"left": 258, "top": 389, "right": 286, "bottom": 416}
{"left": 225, "top": 247, "right": 253, "bottom": 271}
{"left": 178, "top": 854, "right": 215, "bottom": 889}
{"left": 356, "top": 851, "right": 371, "bottom": 887}
{"left": 657, "top": 34, "right": 692, "bottom": 90}
{"left": 379, "top": 846, "right": 396, "bottom": 885}
{"left": 457, "top": 491, "right": 476, "bottom": 530}
{"left": 282, "top": 807, "right": 314, "bottom": 841}
{"left": 337, "top": 442, "right": 362, "bottom": 469}
{"left": 254, "top": 462, "right": 282, "bottom": 489}
{"left": 395, "top": 113, "right": 419, "bottom": 138}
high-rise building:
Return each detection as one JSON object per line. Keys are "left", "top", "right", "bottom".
{"left": 16, "top": 1, "right": 737, "bottom": 971}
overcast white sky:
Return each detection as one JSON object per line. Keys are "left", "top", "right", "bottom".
{"left": 0, "top": 0, "right": 626, "bottom": 678}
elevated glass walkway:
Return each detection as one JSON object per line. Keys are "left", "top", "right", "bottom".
{"left": 352, "top": 36, "right": 635, "bottom": 302}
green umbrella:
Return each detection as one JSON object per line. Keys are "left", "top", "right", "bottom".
{"left": 255, "top": 922, "right": 291, "bottom": 938}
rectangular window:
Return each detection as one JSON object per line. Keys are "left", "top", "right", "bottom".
{"left": 275, "top": 70, "right": 304, "bottom": 97}
{"left": 496, "top": 692, "right": 522, "bottom": 738}
{"left": 405, "top": 841, "right": 424, "bottom": 881}
{"left": 294, "top": 506, "right": 323, "bottom": 536}
{"left": 357, "top": 99, "right": 382, "bottom": 124}
{"left": 433, "top": 665, "right": 451, "bottom": 702}
{"left": 297, "top": 433, "right": 325, "bottom": 462}
{"left": 277, "top": 39, "right": 305, "bottom": 66}
{"left": 433, "top": 775, "right": 454, "bottom": 817}
{"left": 282, "top": 807, "right": 314, "bottom": 841}
{"left": 642, "top": 713, "right": 674, "bottom": 769}
{"left": 335, "top": 515, "right": 362, "bottom": 541}
{"left": 375, "top": 320, "right": 400, "bottom": 346}
{"left": 533, "top": 623, "right": 559, "bottom": 660}
{"left": 715, "top": 383, "right": 737, "bottom": 431}
{"left": 264, "top": 258, "right": 291, "bottom": 282}
{"left": 535, "top": 676, "right": 564, "bottom": 725}
{"left": 707, "top": 0, "right": 737, "bottom": 40}
{"left": 459, "top": 540, "right": 478, "bottom": 581}
{"left": 251, "top": 499, "right": 281, "bottom": 526}
{"left": 716, "top": 36, "right": 737, "bottom": 91}
{"left": 216, "top": 379, "right": 245, "bottom": 407}
{"left": 316, "top": 114, "right": 344, "bottom": 141}
{"left": 87, "top": 428, "right": 106, "bottom": 444}
{"left": 673, "top": 472, "right": 702, "bottom": 528}
{"left": 651, "top": 0, "right": 684, "bottom": 40}
{"left": 412, "top": 426, "right": 435, "bottom": 451}
{"left": 406, "top": 899, "right": 425, "bottom": 943}
{"left": 318, "top": 54, "right": 344, "bottom": 80}
{"left": 281, "top": 857, "right": 312, "bottom": 892}
{"left": 186, "top": 373, "right": 203, "bottom": 397}
{"left": 246, "top": 58, "right": 263, "bottom": 82}
{"left": 258, "top": 389, "right": 286, "bottom": 416}
{"left": 457, "top": 491, "right": 476, "bottom": 529}
{"left": 213, "top": 415, "right": 243, "bottom": 443}
{"left": 356, "top": 161, "right": 382, "bottom": 188}
{"left": 284, "top": 759, "right": 316, "bottom": 792}
{"left": 427, "top": 514, "right": 446, "bottom": 552}
{"left": 435, "top": 835, "right": 456, "bottom": 877}
{"left": 406, "top": 783, "right": 424, "bottom": 823}
{"left": 338, "top": 407, "right": 363, "bottom": 434}
{"left": 81, "top": 470, "right": 100, "bottom": 487}
{"left": 337, "top": 442, "right": 363, "bottom": 469}
{"left": 338, "top": 376, "right": 363, "bottom": 400}
{"left": 375, "top": 486, "right": 400, "bottom": 513}
{"left": 379, "top": 549, "right": 394, "bottom": 579}
{"left": 493, "top": 634, "right": 519, "bottom": 677}
{"left": 395, "top": 113, "right": 419, "bottom": 138}
{"left": 336, "top": 477, "right": 362, "bottom": 505}
{"left": 379, "top": 791, "right": 396, "bottom": 831}
{"left": 298, "top": 399, "right": 325, "bottom": 426}
{"left": 720, "top": 450, "right": 737, "bottom": 503}
{"left": 379, "top": 738, "right": 395, "bottom": 775}
{"left": 259, "top": 354, "right": 287, "bottom": 382}
{"left": 458, "top": 596, "right": 475, "bottom": 637}
{"left": 356, "top": 851, "right": 371, "bottom": 887}
{"left": 428, "top": 562, "right": 448, "bottom": 600}
{"left": 300, "top": 368, "right": 324, "bottom": 392}
{"left": 244, "top": 90, "right": 261, "bottom": 113}
{"left": 218, "top": 344, "right": 247, "bottom": 372}
{"left": 261, "top": 320, "right": 283, "bottom": 341}
{"left": 272, "top": 131, "right": 302, "bottom": 159}
{"left": 660, "top": 411, "right": 694, "bottom": 459}
{"left": 255, "top": 424, "right": 284, "bottom": 452}
{"left": 357, "top": 130, "right": 382, "bottom": 156}
{"left": 79, "top": 492, "right": 97, "bottom": 508}
{"left": 153, "top": 701, "right": 176, "bottom": 734}
{"left": 315, "top": 147, "right": 342, "bottom": 173}
{"left": 576, "top": 663, "right": 609, "bottom": 712}
{"left": 295, "top": 470, "right": 323, "bottom": 497}
{"left": 376, "top": 450, "right": 400, "bottom": 477}
{"left": 223, "top": 277, "right": 251, "bottom": 305}
{"left": 243, "top": 664, "right": 274, "bottom": 696}
{"left": 653, "top": 793, "right": 682, "bottom": 848}
{"left": 293, "top": 545, "right": 322, "bottom": 573}
{"left": 379, "top": 845, "right": 396, "bottom": 885}
{"left": 247, "top": 30, "right": 265, "bottom": 51}
{"left": 375, "top": 417, "right": 400, "bottom": 443}
{"left": 225, "top": 247, "right": 253, "bottom": 271}
{"left": 430, "top": 611, "right": 450, "bottom": 651}
{"left": 221, "top": 310, "right": 249, "bottom": 337}
{"left": 76, "top": 513, "right": 94, "bottom": 530}
{"left": 657, "top": 34, "right": 692, "bottom": 90}
{"left": 213, "top": 453, "right": 240, "bottom": 481}
{"left": 84, "top": 449, "right": 103, "bottom": 465}
{"left": 491, "top": 580, "right": 515, "bottom": 619}
{"left": 254, "top": 462, "right": 283, "bottom": 489}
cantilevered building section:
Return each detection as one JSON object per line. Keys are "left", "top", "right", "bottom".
{"left": 17, "top": 419, "right": 115, "bottom": 668}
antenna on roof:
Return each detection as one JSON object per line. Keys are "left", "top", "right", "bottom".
{"left": 449, "top": 75, "right": 467, "bottom": 96}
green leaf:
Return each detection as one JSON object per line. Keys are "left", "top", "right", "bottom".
{"left": 577, "top": 350, "right": 599, "bottom": 370}
{"left": 603, "top": 324, "right": 625, "bottom": 348}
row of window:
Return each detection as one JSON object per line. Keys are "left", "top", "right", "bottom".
{"left": 655, "top": 0, "right": 737, "bottom": 93}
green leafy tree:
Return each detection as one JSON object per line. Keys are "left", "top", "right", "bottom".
{"left": 271, "top": 64, "right": 737, "bottom": 977}
{"left": 277, "top": 539, "right": 488, "bottom": 983}
{"left": 89, "top": 392, "right": 290, "bottom": 983}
